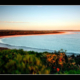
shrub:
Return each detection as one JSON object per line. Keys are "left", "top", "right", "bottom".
{"left": 0, "top": 49, "right": 80, "bottom": 74}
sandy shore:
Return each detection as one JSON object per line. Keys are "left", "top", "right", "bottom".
{"left": 0, "top": 31, "right": 75, "bottom": 39}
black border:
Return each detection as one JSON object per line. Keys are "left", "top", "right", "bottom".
{"left": 0, "top": 75, "right": 79, "bottom": 79}
{"left": 0, "top": 1, "right": 80, "bottom": 78}
{"left": 0, "top": 1, "right": 80, "bottom": 5}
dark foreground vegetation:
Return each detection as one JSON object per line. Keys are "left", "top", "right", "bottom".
{"left": 0, "top": 48, "right": 80, "bottom": 74}
{"left": 0, "top": 30, "right": 64, "bottom": 36}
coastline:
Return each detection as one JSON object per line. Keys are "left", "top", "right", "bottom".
{"left": 0, "top": 31, "right": 75, "bottom": 39}
{"left": 0, "top": 31, "right": 79, "bottom": 56}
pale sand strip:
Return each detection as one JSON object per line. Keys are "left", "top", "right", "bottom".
{"left": 0, "top": 31, "right": 75, "bottom": 39}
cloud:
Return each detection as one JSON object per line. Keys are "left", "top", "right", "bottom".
{"left": 0, "top": 21, "right": 29, "bottom": 23}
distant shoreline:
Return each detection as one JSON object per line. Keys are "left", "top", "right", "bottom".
{"left": 0, "top": 31, "right": 75, "bottom": 39}
{"left": 0, "top": 30, "right": 77, "bottom": 38}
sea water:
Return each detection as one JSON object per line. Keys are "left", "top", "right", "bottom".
{"left": 0, "top": 32, "right": 80, "bottom": 55}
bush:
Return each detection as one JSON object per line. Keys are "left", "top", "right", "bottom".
{"left": 0, "top": 49, "right": 51, "bottom": 74}
{"left": 64, "top": 70, "right": 80, "bottom": 74}
{"left": 0, "top": 49, "right": 80, "bottom": 74}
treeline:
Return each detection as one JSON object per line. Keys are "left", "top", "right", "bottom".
{"left": 0, "top": 30, "right": 61, "bottom": 36}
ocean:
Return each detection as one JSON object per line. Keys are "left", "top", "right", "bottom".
{"left": 0, "top": 32, "right": 80, "bottom": 55}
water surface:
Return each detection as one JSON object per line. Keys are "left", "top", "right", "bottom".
{"left": 0, "top": 32, "right": 80, "bottom": 55}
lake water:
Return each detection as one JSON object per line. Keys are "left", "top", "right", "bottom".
{"left": 0, "top": 32, "right": 80, "bottom": 55}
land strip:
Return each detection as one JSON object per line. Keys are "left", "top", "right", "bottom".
{"left": 0, "top": 30, "right": 66, "bottom": 37}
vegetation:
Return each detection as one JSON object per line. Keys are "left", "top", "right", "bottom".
{"left": 0, "top": 49, "right": 80, "bottom": 74}
{"left": 0, "top": 30, "right": 63, "bottom": 36}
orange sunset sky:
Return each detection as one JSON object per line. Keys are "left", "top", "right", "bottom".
{"left": 0, "top": 5, "right": 80, "bottom": 30}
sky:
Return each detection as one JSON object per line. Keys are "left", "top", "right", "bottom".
{"left": 0, "top": 5, "right": 80, "bottom": 30}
